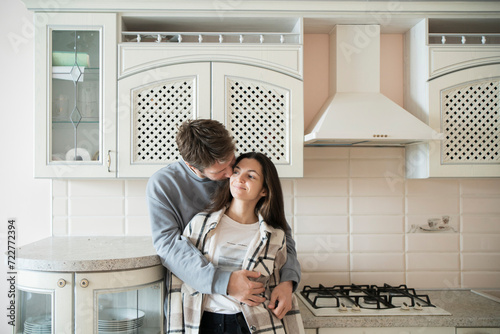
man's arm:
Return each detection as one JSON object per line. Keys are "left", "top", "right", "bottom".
{"left": 280, "top": 224, "right": 301, "bottom": 290}
{"left": 148, "top": 194, "right": 230, "bottom": 295}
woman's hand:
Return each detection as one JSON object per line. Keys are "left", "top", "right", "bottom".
{"left": 227, "top": 270, "right": 266, "bottom": 306}
{"left": 267, "top": 281, "right": 293, "bottom": 319}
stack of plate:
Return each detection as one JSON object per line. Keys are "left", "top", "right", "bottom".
{"left": 98, "top": 308, "right": 145, "bottom": 334}
{"left": 24, "top": 315, "right": 51, "bottom": 334}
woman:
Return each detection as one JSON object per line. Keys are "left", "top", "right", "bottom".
{"left": 166, "top": 152, "right": 304, "bottom": 334}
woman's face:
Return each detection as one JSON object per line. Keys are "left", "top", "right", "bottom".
{"left": 230, "top": 158, "right": 267, "bottom": 203}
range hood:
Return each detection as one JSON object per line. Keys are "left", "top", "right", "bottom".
{"left": 305, "top": 25, "right": 440, "bottom": 146}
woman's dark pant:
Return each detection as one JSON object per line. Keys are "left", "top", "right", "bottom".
{"left": 199, "top": 311, "right": 251, "bottom": 334}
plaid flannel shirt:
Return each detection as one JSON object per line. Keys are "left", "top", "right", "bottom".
{"left": 165, "top": 208, "right": 305, "bottom": 334}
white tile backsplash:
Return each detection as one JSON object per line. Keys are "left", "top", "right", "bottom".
{"left": 351, "top": 197, "right": 404, "bottom": 215}
{"left": 51, "top": 147, "right": 500, "bottom": 289}
{"left": 406, "top": 253, "right": 460, "bottom": 271}
{"left": 294, "top": 215, "right": 348, "bottom": 234}
{"left": 350, "top": 178, "right": 404, "bottom": 196}
{"left": 462, "top": 197, "right": 500, "bottom": 214}
{"left": 462, "top": 234, "right": 500, "bottom": 252}
{"left": 295, "top": 196, "right": 348, "bottom": 215}
{"left": 462, "top": 216, "right": 500, "bottom": 233}
{"left": 351, "top": 215, "right": 404, "bottom": 234}
{"left": 350, "top": 159, "right": 404, "bottom": 178}
{"left": 406, "top": 234, "right": 460, "bottom": 252}
{"left": 350, "top": 235, "right": 404, "bottom": 252}
{"left": 350, "top": 253, "right": 404, "bottom": 271}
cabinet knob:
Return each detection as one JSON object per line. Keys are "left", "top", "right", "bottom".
{"left": 57, "top": 279, "right": 66, "bottom": 288}
{"left": 80, "top": 278, "right": 89, "bottom": 288}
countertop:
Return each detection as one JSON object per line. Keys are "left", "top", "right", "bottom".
{"left": 17, "top": 236, "right": 161, "bottom": 272}
{"left": 299, "top": 289, "right": 500, "bottom": 328}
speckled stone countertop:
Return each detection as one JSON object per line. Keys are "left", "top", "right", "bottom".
{"left": 17, "top": 236, "right": 161, "bottom": 272}
{"left": 299, "top": 289, "right": 500, "bottom": 328}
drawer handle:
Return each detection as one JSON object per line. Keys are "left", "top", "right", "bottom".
{"left": 107, "top": 150, "right": 111, "bottom": 172}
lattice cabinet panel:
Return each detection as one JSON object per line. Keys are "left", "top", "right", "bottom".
{"left": 441, "top": 78, "right": 500, "bottom": 164}
{"left": 132, "top": 78, "right": 195, "bottom": 163}
{"left": 226, "top": 78, "right": 290, "bottom": 164}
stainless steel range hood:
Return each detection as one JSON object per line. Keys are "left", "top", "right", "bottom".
{"left": 304, "top": 25, "right": 440, "bottom": 146}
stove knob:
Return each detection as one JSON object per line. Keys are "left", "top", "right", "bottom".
{"left": 352, "top": 305, "right": 361, "bottom": 312}
{"left": 400, "top": 302, "right": 410, "bottom": 311}
{"left": 339, "top": 303, "right": 348, "bottom": 312}
{"left": 414, "top": 302, "right": 423, "bottom": 311}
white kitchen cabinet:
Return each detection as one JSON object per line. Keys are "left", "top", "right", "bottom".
{"left": 16, "top": 266, "right": 164, "bottom": 334}
{"left": 34, "top": 13, "right": 303, "bottom": 178}
{"left": 117, "top": 62, "right": 212, "bottom": 177}
{"left": 212, "top": 62, "right": 303, "bottom": 178}
{"left": 456, "top": 329, "right": 500, "bottom": 334}
{"left": 404, "top": 19, "right": 500, "bottom": 178}
{"left": 118, "top": 61, "right": 303, "bottom": 178}
{"left": 318, "top": 328, "right": 455, "bottom": 334}
{"left": 16, "top": 237, "right": 164, "bottom": 334}
{"left": 34, "top": 13, "right": 117, "bottom": 178}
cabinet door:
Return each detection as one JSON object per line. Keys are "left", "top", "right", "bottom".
{"left": 427, "top": 64, "right": 500, "bottom": 177}
{"left": 16, "top": 271, "right": 73, "bottom": 333}
{"left": 117, "top": 62, "right": 211, "bottom": 177}
{"left": 318, "top": 328, "right": 455, "bottom": 334}
{"left": 34, "top": 13, "right": 117, "bottom": 178}
{"left": 212, "top": 62, "right": 304, "bottom": 177}
{"left": 75, "top": 266, "right": 164, "bottom": 333}
{"left": 456, "top": 329, "right": 500, "bottom": 334}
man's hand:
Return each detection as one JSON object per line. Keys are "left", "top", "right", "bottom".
{"left": 267, "top": 281, "right": 293, "bottom": 319}
{"left": 227, "top": 270, "right": 266, "bottom": 306}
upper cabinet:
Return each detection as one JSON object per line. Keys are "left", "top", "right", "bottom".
{"left": 404, "top": 19, "right": 500, "bottom": 178}
{"left": 34, "top": 13, "right": 117, "bottom": 178}
{"left": 34, "top": 14, "right": 303, "bottom": 178}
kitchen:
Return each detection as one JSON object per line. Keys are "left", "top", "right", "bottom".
{"left": 1, "top": 0, "right": 500, "bottom": 333}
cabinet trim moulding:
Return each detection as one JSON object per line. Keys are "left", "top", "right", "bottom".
{"left": 429, "top": 46, "right": 500, "bottom": 79}
{"left": 20, "top": 0, "right": 500, "bottom": 14}
{"left": 118, "top": 44, "right": 303, "bottom": 80}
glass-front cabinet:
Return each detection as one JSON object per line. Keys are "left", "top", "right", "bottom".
{"left": 16, "top": 271, "right": 73, "bottom": 333}
{"left": 16, "top": 266, "right": 164, "bottom": 334}
{"left": 34, "top": 13, "right": 116, "bottom": 177}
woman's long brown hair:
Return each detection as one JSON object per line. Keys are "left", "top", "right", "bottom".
{"left": 207, "top": 152, "right": 289, "bottom": 231}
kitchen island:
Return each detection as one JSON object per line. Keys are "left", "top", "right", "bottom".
{"left": 298, "top": 289, "right": 500, "bottom": 329}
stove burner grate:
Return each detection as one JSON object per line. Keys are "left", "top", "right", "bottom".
{"left": 300, "top": 283, "right": 436, "bottom": 310}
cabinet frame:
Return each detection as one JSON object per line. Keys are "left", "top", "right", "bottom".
{"left": 16, "top": 271, "right": 74, "bottom": 333}
{"left": 34, "top": 13, "right": 117, "bottom": 178}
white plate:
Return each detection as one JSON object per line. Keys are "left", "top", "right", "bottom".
{"left": 419, "top": 225, "right": 451, "bottom": 232}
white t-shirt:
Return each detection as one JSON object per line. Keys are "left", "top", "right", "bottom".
{"left": 203, "top": 214, "right": 260, "bottom": 314}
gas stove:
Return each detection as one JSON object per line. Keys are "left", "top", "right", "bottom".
{"left": 297, "top": 283, "right": 451, "bottom": 317}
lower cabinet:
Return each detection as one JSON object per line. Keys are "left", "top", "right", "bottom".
{"left": 318, "top": 328, "right": 455, "bottom": 334}
{"left": 16, "top": 265, "right": 164, "bottom": 333}
{"left": 456, "top": 329, "right": 500, "bottom": 334}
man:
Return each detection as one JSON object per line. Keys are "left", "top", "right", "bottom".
{"left": 146, "top": 119, "right": 300, "bottom": 323}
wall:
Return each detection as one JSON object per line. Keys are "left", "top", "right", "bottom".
{"left": 0, "top": 2, "right": 51, "bottom": 333}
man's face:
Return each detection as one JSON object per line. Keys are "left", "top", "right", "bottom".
{"left": 200, "top": 154, "right": 236, "bottom": 181}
